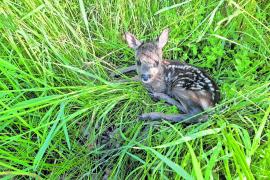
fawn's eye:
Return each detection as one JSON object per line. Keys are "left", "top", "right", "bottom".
{"left": 136, "top": 60, "right": 141, "bottom": 66}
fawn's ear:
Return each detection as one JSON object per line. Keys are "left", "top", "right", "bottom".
{"left": 124, "top": 32, "right": 142, "bottom": 49}
{"left": 157, "top": 28, "right": 169, "bottom": 49}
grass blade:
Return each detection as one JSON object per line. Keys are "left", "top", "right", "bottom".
{"left": 60, "top": 102, "right": 71, "bottom": 150}
{"left": 148, "top": 147, "right": 194, "bottom": 180}
{"left": 186, "top": 142, "right": 203, "bottom": 180}
{"left": 33, "top": 103, "right": 65, "bottom": 171}
{"left": 251, "top": 105, "right": 270, "bottom": 155}
{"left": 204, "top": 142, "right": 222, "bottom": 179}
{"left": 155, "top": 128, "right": 222, "bottom": 148}
{"left": 155, "top": 0, "right": 192, "bottom": 15}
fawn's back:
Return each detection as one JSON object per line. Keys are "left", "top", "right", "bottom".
{"left": 162, "top": 61, "right": 220, "bottom": 112}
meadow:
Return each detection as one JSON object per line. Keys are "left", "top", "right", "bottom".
{"left": 0, "top": 0, "right": 269, "bottom": 179}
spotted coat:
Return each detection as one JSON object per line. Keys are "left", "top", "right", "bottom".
{"left": 163, "top": 61, "right": 220, "bottom": 104}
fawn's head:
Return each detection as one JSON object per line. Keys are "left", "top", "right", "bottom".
{"left": 124, "top": 29, "right": 169, "bottom": 83}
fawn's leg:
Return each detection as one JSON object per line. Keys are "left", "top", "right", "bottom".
{"left": 150, "top": 92, "right": 186, "bottom": 113}
{"left": 139, "top": 98, "right": 207, "bottom": 123}
{"left": 110, "top": 65, "right": 137, "bottom": 78}
{"left": 138, "top": 107, "right": 207, "bottom": 123}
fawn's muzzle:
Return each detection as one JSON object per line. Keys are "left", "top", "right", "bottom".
{"left": 141, "top": 74, "right": 151, "bottom": 82}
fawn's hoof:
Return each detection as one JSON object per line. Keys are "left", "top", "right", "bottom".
{"left": 138, "top": 114, "right": 147, "bottom": 120}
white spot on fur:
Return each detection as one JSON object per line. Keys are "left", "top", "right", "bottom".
{"left": 191, "top": 87, "right": 203, "bottom": 90}
{"left": 204, "top": 78, "right": 211, "bottom": 83}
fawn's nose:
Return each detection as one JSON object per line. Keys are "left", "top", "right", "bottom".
{"left": 141, "top": 74, "right": 151, "bottom": 82}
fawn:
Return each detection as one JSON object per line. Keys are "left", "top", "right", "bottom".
{"left": 114, "top": 29, "right": 220, "bottom": 123}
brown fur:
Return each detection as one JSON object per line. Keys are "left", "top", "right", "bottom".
{"left": 122, "top": 29, "right": 220, "bottom": 122}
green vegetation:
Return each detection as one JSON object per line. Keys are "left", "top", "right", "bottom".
{"left": 0, "top": 0, "right": 269, "bottom": 179}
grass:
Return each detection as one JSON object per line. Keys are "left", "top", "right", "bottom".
{"left": 0, "top": 0, "right": 269, "bottom": 179}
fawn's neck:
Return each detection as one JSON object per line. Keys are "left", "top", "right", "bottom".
{"left": 144, "top": 62, "right": 167, "bottom": 93}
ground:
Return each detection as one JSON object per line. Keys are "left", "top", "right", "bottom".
{"left": 0, "top": 0, "right": 269, "bottom": 179}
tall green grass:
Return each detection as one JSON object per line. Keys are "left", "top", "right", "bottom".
{"left": 0, "top": 0, "right": 269, "bottom": 179}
